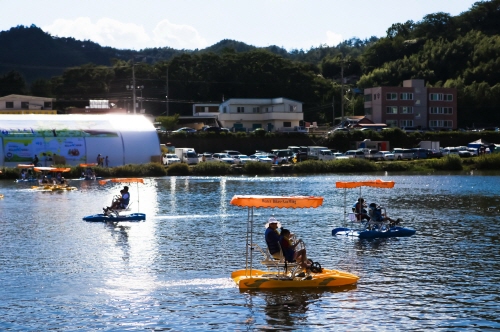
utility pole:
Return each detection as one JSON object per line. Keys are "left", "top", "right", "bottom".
{"left": 132, "top": 61, "right": 137, "bottom": 114}
{"left": 332, "top": 95, "right": 335, "bottom": 128}
{"left": 166, "top": 67, "right": 169, "bottom": 116}
{"left": 340, "top": 62, "right": 344, "bottom": 127}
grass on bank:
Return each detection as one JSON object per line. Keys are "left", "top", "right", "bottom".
{"left": 1, "top": 154, "right": 500, "bottom": 179}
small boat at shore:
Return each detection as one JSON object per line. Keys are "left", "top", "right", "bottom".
{"left": 332, "top": 180, "right": 416, "bottom": 240}
{"left": 230, "top": 195, "right": 359, "bottom": 289}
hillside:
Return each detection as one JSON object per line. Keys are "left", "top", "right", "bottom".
{"left": 0, "top": 0, "right": 499, "bottom": 127}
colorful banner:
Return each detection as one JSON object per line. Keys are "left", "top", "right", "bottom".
{"left": 4, "top": 137, "right": 86, "bottom": 163}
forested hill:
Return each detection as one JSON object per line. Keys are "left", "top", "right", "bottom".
{"left": 0, "top": 0, "right": 499, "bottom": 127}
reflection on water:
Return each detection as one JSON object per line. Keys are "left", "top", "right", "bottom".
{"left": 0, "top": 174, "right": 499, "bottom": 330}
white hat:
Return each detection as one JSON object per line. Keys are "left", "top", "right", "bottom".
{"left": 265, "top": 217, "right": 281, "bottom": 229}
{"left": 268, "top": 217, "right": 279, "bottom": 223}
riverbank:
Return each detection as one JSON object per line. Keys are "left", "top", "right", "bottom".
{"left": 1, "top": 154, "right": 499, "bottom": 179}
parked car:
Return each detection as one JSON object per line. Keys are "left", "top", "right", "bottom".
{"left": 211, "top": 153, "right": 235, "bottom": 164}
{"left": 163, "top": 153, "right": 181, "bottom": 165}
{"left": 426, "top": 149, "right": 443, "bottom": 158}
{"left": 332, "top": 153, "right": 349, "bottom": 160}
{"left": 467, "top": 148, "right": 479, "bottom": 156}
{"left": 198, "top": 152, "right": 215, "bottom": 162}
{"left": 364, "top": 149, "right": 380, "bottom": 161}
{"left": 442, "top": 147, "right": 460, "bottom": 156}
{"left": 172, "top": 127, "right": 197, "bottom": 134}
{"left": 457, "top": 150, "right": 473, "bottom": 158}
{"left": 410, "top": 148, "right": 429, "bottom": 159}
{"left": 232, "top": 155, "right": 251, "bottom": 164}
{"left": 344, "top": 150, "right": 366, "bottom": 159}
{"left": 222, "top": 150, "right": 241, "bottom": 156}
{"left": 203, "top": 126, "right": 230, "bottom": 133}
{"left": 371, "top": 151, "right": 395, "bottom": 161}
{"left": 327, "top": 127, "right": 349, "bottom": 135}
{"left": 249, "top": 154, "right": 273, "bottom": 163}
{"left": 392, "top": 148, "right": 415, "bottom": 160}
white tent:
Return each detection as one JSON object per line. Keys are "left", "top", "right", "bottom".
{"left": 467, "top": 139, "right": 489, "bottom": 148}
{"left": 0, "top": 114, "right": 160, "bottom": 167}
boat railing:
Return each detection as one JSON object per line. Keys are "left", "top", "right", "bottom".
{"left": 252, "top": 242, "right": 301, "bottom": 276}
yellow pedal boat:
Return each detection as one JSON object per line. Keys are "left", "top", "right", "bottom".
{"left": 229, "top": 195, "right": 359, "bottom": 290}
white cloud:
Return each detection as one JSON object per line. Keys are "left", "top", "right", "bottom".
{"left": 152, "top": 19, "right": 208, "bottom": 50}
{"left": 42, "top": 17, "right": 207, "bottom": 50}
{"left": 325, "top": 31, "right": 343, "bottom": 47}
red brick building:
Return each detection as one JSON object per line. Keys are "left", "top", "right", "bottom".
{"left": 363, "top": 79, "right": 457, "bottom": 130}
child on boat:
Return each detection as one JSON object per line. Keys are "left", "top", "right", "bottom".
{"left": 279, "top": 228, "right": 310, "bottom": 269}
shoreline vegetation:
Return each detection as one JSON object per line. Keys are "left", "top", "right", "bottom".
{"left": 1, "top": 154, "right": 500, "bottom": 179}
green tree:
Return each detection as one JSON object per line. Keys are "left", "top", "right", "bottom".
{"left": 0, "top": 70, "right": 27, "bottom": 95}
{"left": 156, "top": 114, "right": 179, "bottom": 131}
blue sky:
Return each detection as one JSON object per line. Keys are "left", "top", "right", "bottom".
{"left": 1, "top": 0, "right": 480, "bottom": 51}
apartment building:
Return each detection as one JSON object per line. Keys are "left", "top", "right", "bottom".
{"left": 363, "top": 79, "right": 457, "bottom": 130}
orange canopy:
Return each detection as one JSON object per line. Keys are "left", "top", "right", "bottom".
{"left": 336, "top": 179, "right": 395, "bottom": 189}
{"left": 17, "top": 164, "right": 35, "bottom": 169}
{"left": 34, "top": 167, "right": 71, "bottom": 173}
{"left": 80, "top": 163, "right": 98, "bottom": 167}
{"left": 230, "top": 195, "right": 323, "bottom": 209}
{"left": 98, "top": 178, "right": 144, "bottom": 185}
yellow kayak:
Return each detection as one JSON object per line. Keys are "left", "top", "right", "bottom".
{"left": 231, "top": 268, "right": 359, "bottom": 289}
{"left": 31, "top": 185, "right": 77, "bottom": 191}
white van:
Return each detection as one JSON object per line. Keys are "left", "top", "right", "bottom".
{"left": 175, "top": 148, "right": 199, "bottom": 165}
{"left": 345, "top": 150, "right": 366, "bottom": 159}
{"left": 392, "top": 148, "right": 415, "bottom": 160}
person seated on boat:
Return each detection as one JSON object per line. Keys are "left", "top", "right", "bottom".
{"left": 264, "top": 217, "right": 281, "bottom": 259}
{"left": 279, "top": 228, "right": 310, "bottom": 269}
{"left": 59, "top": 177, "right": 68, "bottom": 186}
{"left": 104, "top": 186, "right": 130, "bottom": 213}
{"left": 368, "top": 203, "right": 397, "bottom": 224}
{"left": 21, "top": 169, "right": 26, "bottom": 180}
{"left": 353, "top": 198, "right": 370, "bottom": 221}
{"left": 41, "top": 176, "right": 50, "bottom": 184}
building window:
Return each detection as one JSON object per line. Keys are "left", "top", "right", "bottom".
{"left": 386, "top": 93, "right": 397, "bottom": 100}
{"left": 265, "top": 107, "right": 270, "bottom": 112}
{"left": 283, "top": 122, "right": 291, "bottom": 128}
{"left": 364, "top": 94, "right": 372, "bottom": 102}
{"left": 400, "top": 120, "right": 414, "bottom": 127}
{"left": 400, "top": 93, "right": 413, "bottom": 100}
{"left": 5, "top": 102, "right": 14, "bottom": 108}
{"left": 429, "top": 120, "right": 452, "bottom": 128}
{"left": 386, "top": 120, "right": 398, "bottom": 127}
{"left": 429, "top": 107, "right": 453, "bottom": 114}
{"left": 252, "top": 107, "right": 260, "bottom": 113}
{"left": 400, "top": 106, "right": 413, "bottom": 114}
{"left": 364, "top": 107, "right": 372, "bottom": 115}
{"left": 429, "top": 93, "right": 453, "bottom": 101}
{"left": 386, "top": 106, "right": 398, "bottom": 114}
{"left": 223, "top": 107, "right": 227, "bottom": 113}
{"left": 237, "top": 107, "right": 244, "bottom": 113}
{"left": 21, "top": 102, "right": 29, "bottom": 109}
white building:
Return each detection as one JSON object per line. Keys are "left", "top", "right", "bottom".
{"left": 0, "top": 94, "right": 55, "bottom": 114}
{"left": 217, "top": 98, "right": 303, "bottom": 132}
{"left": 0, "top": 114, "right": 160, "bottom": 167}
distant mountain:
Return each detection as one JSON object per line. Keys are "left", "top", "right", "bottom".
{"left": 0, "top": 25, "right": 297, "bottom": 83}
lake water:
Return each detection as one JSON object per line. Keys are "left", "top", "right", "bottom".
{"left": 0, "top": 174, "right": 499, "bottom": 331}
